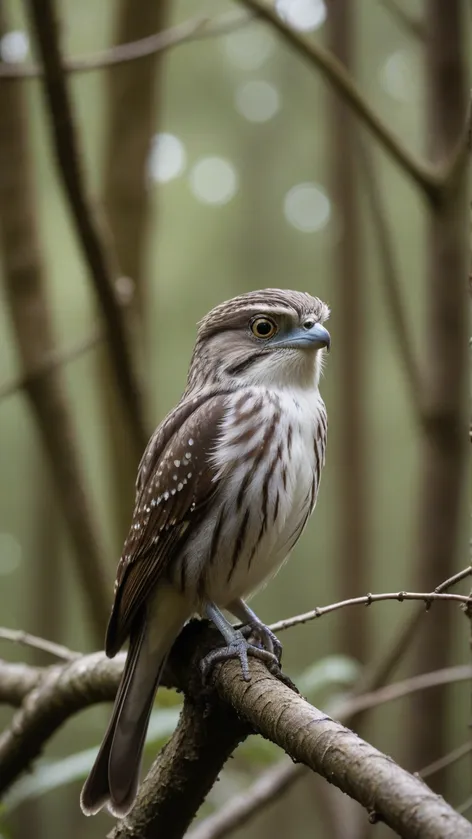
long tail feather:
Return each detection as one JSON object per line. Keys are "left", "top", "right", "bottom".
{"left": 80, "top": 586, "right": 189, "bottom": 818}
{"left": 80, "top": 622, "right": 162, "bottom": 817}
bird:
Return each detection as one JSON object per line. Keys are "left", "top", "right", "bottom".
{"left": 80, "top": 288, "right": 330, "bottom": 818}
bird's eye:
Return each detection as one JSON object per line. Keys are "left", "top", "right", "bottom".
{"left": 303, "top": 318, "right": 316, "bottom": 330}
{"left": 250, "top": 317, "right": 278, "bottom": 339}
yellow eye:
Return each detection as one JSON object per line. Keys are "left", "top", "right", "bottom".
{"left": 250, "top": 317, "right": 278, "bottom": 339}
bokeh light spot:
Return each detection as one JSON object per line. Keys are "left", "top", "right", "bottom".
{"left": 276, "top": 0, "right": 327, "bottom": 31}
{"left": 284, "top": 183, "right": 331, "bottom": 232}
{"left": 235, "top": 80, "right": 281, "bottom": 123}
{"left": 222, "top": 23, "right": 275, "bottom": 70}
{"left": 147, "top": 133, "right": 187, "bottom": 184}
{"left": 189, "top": 157, "right": 239, "bottom": 206}
{"left": 380, "top": 51, "right": 419, "bottom": 103}
{"left": 0, "top": 30, "right": 29, "bottom": 63}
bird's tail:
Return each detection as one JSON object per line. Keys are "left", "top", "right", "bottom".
{"left": 80, "top": 588, "right": 188, "bottom": 818}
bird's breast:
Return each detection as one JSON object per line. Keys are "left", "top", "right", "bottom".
{"left": 201, "top": 386, "right": 327, "bottom": 605}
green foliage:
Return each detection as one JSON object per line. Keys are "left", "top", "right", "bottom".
{"left": 2, "top": 707, "right": 180, "bottom": 812}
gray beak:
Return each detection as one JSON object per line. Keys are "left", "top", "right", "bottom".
{"left": 306, "top": 323, "right": 331, "bottom": 351}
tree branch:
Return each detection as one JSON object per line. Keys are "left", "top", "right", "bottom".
{"left": 419, "top": 741, "right": 472, "bottom": 781}
{"left": 26, "top": 0, "right": 148, "bottom": 456}
{"left": 109, "top": 695, "right": 250, "bottom": 839}
{"left": 190, "top": 566, "right": 472, "bottom": 839}
{"left": 203, "top": 660, "right": 471, "bottom": 838}
{"left": 0, "top": 660, "right": 43, "bottom": 707}
{"left": 0, "top": 621, "right": 471, "bottom": 838}
{"left": 0, "top": 629, "right": 79, "bottom": 662}
{"left": 0, "top": 12, "right": 251, "bottom": 79}
{"left": 0, "top": 330, "right": 103, "bottom": 402}
{"left": 409, "top": 0, "right": 469, "bottom": 780}
{"left": 236, "top": 0, "right": 469, "bottom": 199}
{"left": 269, "top": 588, "right": 471, "bottom": 633}
{"left": 357, "top": 137, "right": 423, "bottom": 414}
{"left": 187, "top": 663, "right": 472, "bottom": 839}
{"left": 99, "top": 0, "right": 169, "bottom": 548}
{"left": 0, "top": 10, "right": 111, "bottom": 639}
{"left": 380, "top": 0, "right": 425, "bottom": 40}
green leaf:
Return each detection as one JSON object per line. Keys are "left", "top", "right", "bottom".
{"left": 4, "top": 707, "right": 180, "bottom": 811}
{"left": 297, "top": 655, "right": 360, "bottom": 698}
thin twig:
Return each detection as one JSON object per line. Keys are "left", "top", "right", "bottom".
{"left": 269, "top": 589, "right": 472, "bottom": 633}
{"left": 0, "top": 329, "right": 103, "bottom": 402}
{"left": 357, "top": 137, "right": 422, "bottom": 414}
{"left": 380, "top": 0, "right": 425, "bottom": 39}
{"left": 186, "top": 760, "right": 302, "bottom": 839}
{"left": 457, "top": 794, "right": 472, "bottom": 815}
{"left": 418, "top": 740, "right": 472, "bottom": 781}
{"left": 235, "top": 0, "right": 446, "bottom": 198}
{"left": 0, "top": 628, "right": 79, "bottom": 662}
{"left": 26, "top": 0, "right": 148, "bottom": 455}
{"left": 331, "top": 664, "right": 472, "bottom": 719}
{"left": 0, "top": 11, "right": 252, "bottom": 79}
{"left": 435, "top": 566, "right": 472, "bottom": 591}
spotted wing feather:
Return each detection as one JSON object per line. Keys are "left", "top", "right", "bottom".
{"left": 106, "top": 393, "right": 228, "bottom": 656}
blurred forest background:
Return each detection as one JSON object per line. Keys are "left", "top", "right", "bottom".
{"left": 0, "top": 0, "right": 470, "bottom": 838}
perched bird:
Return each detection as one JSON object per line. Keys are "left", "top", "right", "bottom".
{"left": 80, "top": 288, "right": 330, "bottom": 818}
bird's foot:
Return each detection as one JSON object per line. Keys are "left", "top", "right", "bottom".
{"left": 201, "top": 630, "right": 281, "bottom": 683}
{"left": 240, "top": 621, "right": 282, "bottom": 663}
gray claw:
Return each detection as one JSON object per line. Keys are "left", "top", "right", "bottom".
{"left": 201, "top": 630, "right": 280, "bottom": 683}
{"left": 240, "top": 622, "right": 283, "bottom": 663}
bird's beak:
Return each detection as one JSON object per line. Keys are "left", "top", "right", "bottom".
{"left": 272, "top": 323, "right": 331, "bottom": 352}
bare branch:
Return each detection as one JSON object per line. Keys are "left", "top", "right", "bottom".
{"left": 0, "top": 12, "right": 251, "bottom": 80}
{"left": 380, "top": 0, "right": 425, "bottom": 39}
{"left": 26, "top": 0, "right": 148, "bottom": 455}
{"left": 0, "top": 660, "right": 43, "bottom": 707}
{"left": 329, "top": 0, "right": 369, "bottom": 676}
{"left": 409, "top": 0, "right": 469, "bottom": 777}
{"left": 269, "top": 588, "right": 472, "bottom": 633}
{"left": 99, "top": 0, "right": 169, "bottom": 545}
{"left": 418, "top": 741, "right": 472, "bottom": 781}
{"left": 357, "top": 138, "right": 422, "bottom": 413}
{"left": 188, "top": 662, "right": 472, "bottom": 839}
{"left": 186, "top": 759, "right": 303, "bottom": 839}
{"left": 109, "top": 696, "right": 250, "bottom": 839}
{"left": 457, "top": 794, "right": 472, "bottom": 815}
{"left": 0, "top": 628, "right": 79, "bottom": 662}
{"left": 211, "top": 660, "right": 472, "bottom": 839}
{"left": 1, "top": 624, "right": 471, "bottom": 838}
{"left": 193, "top": 564, "right": 472, "bottom": 839}
{"left": 0, "top": 652, "right": 124, "bottom": 790}
{"left": 235, "top": 0, "right": 448, "bottom": 197}
{"left": 0, "top": 13, "right": 111, "bottom": 638}
{"left": 0, "top": 329, "right": 103, "bottom": 402}
{"left": 435, "top": 566, "right": 472, "bottom": 591}
{"left": 331, "top": 664, "right": 472, "bottom": 719}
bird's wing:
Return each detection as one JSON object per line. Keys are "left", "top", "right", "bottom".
{"left": 105, "top": 391, "right": 230, "bottom": 656}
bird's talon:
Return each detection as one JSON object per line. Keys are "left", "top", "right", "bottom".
{"left": 201, "top": 633, "right": 280, "bottom": 683}
{"left": 240, "top": 622, "right": 283, "bottom": 664}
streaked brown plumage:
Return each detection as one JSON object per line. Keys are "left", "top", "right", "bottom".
{"left": 81, "top": 289, "right": 330, "bottom": 818}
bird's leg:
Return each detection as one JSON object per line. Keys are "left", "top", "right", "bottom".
{"left": 202, "top": 602, "right": 280, "bottom": 682}
{"left": 227, "top": 599, "right": 282, "bottom": 663}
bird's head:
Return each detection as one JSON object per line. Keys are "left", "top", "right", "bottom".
{"left": 186, "top": 288, "right": 330, "bottom": 393}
